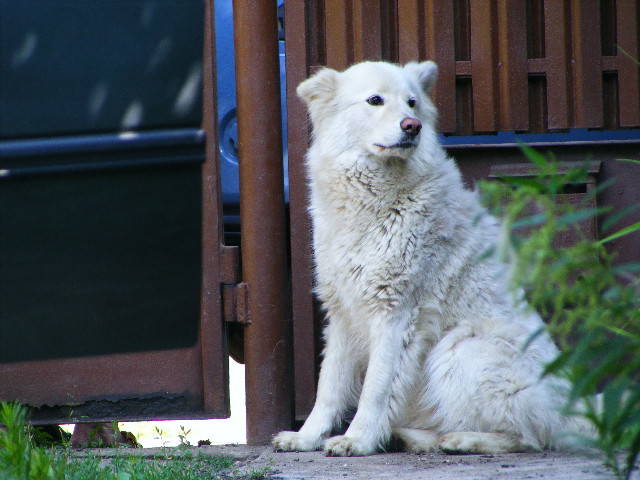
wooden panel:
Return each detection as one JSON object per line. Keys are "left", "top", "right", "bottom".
{"left": 425, "top": 0, "right": 457, "bottom": 133}
{"left": 380, "top": 0, "right": 398, "bottom": 61}
{"left": 526, "top": 0, "right": 545, "bottom": 58}
{"left": 324, "top": 0, "right": 353, "bottom": 70}
{"left": 454, "top": 0, "right": 471, "bottom": 60}
{"left": 397, "top": 0, "right": 424, "bottom": 63}
{"left": 617, "top": 0, "right": 640, "bottom": 127}
{"left": 497, "top": 0, "right": 529, "bottom": 131}
{"left": 528, "top": 75, "right": 547, "bottom": 132}
{"left": 352, "top": 0, "right": 383, "bottom": 62}
{"left": 470, "top": 0, "right": 498, "bottom": 132}
{"left": 284, "top": 1, "right": 320, "bottom": 420}
{"left": 570, "top": 0, "right": 603, "bottom": 128}
{"left": 544, "top": 0, "right": 571, "bottom": 129}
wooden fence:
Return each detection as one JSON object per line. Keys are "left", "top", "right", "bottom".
{"left": 292, "top": 0, "right": 640, "bottom": 135}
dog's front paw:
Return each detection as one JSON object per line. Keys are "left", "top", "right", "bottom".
{"left": 324, "top": 435, "right": 375, "bottom": 457}
{"left": 272, "top": 431, "right": 323, "bottom": 452}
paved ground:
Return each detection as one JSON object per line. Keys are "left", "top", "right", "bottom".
{"left": 83, "top": 444, "right": 638, "bottom": 479}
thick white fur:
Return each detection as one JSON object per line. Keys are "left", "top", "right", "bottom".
{"left": 273, "top": 61, "right": 583, "bottom": 456}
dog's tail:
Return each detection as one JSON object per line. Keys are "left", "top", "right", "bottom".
{"left": 551, "top": 392, "right": 604, "bottom": 451}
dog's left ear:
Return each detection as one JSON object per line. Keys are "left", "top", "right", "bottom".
{"left": 404, "top": 61, "right": 438, "bottom": 95}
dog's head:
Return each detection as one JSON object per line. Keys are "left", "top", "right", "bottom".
{"left": 297, "top": 61, "right": 438, "bottom": 160}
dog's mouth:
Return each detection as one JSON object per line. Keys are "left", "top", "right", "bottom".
{"left": 374, "top": 141, "right": 417, "bottom": 150}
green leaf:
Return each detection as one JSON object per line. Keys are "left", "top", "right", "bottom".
{"left": 512, "top": 213, "right": 548, "bottom": 230}
{"left": 612, "top": 263, "right": 640, "bottom": 275}
{"left": 601, "top": 203, "right": 640, "bottom": 232}
{"left": 617, "top": 45, "right": 640, "bottom": 65}
{"left": 521, "top": 326, "right": 546, "bottom": 353}
{"left": 570, "top": 346, "right": 628, "bottom": 401}
{"left": 543, "top": 349, "right": 572, "bottom": 376}
{"left": 590, "top": 176, "right": 617, "bottom": 197}
{"left": 499, "top": 176, "right": 547, "bottom": 192}
{"left": 597, "top": 221, "right": 640, "bottom": 245}
{"left": 556, "top": 207, "right": 604, "bottom": 228}
{"left": 518, "top": 143, "right": 551, "bottom": 169}
{"left": 617, "top": 158, "right": 640, "bottom": 165}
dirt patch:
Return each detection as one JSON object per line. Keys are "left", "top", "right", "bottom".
{"left": 78, "top": 445, "right": 637, "bottom": 480}
{"left": 248, "top": 449, "right": 616, "bottom": 480}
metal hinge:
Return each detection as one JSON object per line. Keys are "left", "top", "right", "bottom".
{"left": 220, "top": 245, "right": 251, "bottom": 324}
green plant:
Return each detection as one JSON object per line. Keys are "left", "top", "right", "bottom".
{"left": 177, "top": 425, "right": 192, "bottom": 448}
{"left": 0, "top": 402, "right": 254, "bottom": 480}
{"left": 0, "top": 402, "right": 66, "bottom": 480}
{"left": 481, "top": 146, "right": 640, "bottom": 479}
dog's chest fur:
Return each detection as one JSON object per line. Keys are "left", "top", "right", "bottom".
{"left": 310, "top": 156, "right": 456, "bottom": 320}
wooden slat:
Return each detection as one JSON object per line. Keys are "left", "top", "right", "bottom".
{"left": 284, "top": 1, "right": 321, "bottom": 420}
{"left": 497, "top": 0, "right": 529, "bottom": 131}
{"left": 570, "top": 0, "right": 603, "bottom": 128}
{"left": 352, "top": 0, "right": 383, "bottom": 62}
{"left": 425, "top": 0, "right": 456, "bottom": 133}
{"left": 526, "top": 0, "right": 545, "bottom": 58}
{"left": 544, "top": 0, "right": 571, "bottom": 129}
{"left": 470, "top": 0, "right": 498, "bottom": 132}
{"left": 397, "top": 0, "right": 424, "bottom": 63}
{"left": 324, "top": 0, "right": 353, "bottom": 70}
{"left": 616, "top": 0, "right": 640, "bottom": 127}
{"left": 454, "top": 0, "right": 471, "bottom": 60}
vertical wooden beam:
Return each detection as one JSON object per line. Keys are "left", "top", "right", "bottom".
{"left": 284, "top": 0, "right": 320, "bottom": 422}
{"left": 570, "top": 0, "right": 603, "bottom": 128}
{"left": 544, "top": 0, "right": 571, "bottom": 129}
{"left": 352, "top": 0, "right": 383, "bottom": 62}
{"left": 617, "top": 0, "right": 640, "bottom": 127}
{"left": 425, "top": 0, "right": 457, "bottom": 133}
{"left": 397, "top": 0, "right": 424, "bottom": 63}
{"left": 496, "top": 0, "right": 529, "bottom": 131}
{"left": 470, "top": 0, "right": 498, "bottom": 132}
{"left": 324, "top": 0, "right": 353, "bottom": 69}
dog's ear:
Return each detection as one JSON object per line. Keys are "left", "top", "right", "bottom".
{"left": 404, "top": 61, "right": 438, "bottom": 95}
{"left": 297, "top": 67, "right": 339, "bottom": 106}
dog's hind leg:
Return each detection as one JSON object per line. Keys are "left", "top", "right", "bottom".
{"left": 393, "top": 428, "right": 440, "bottom": 453}
{"left": 438, "top": 431, "right": 532, "bottom": 454}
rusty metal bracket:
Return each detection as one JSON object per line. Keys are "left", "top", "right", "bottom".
{"left": 220, "top": 245, "right": 241, "bottom": 284}
{"left": 220, "top": 245, "right": 250, "bottom": 324}
{"left": 222, "top": 282, "right": 251, "bottom": 325}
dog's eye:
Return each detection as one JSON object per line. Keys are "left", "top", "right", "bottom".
{"left": 366, "top": 95, "right": 384, "bottom": 106}
{"left": 408, "top": 97, "right": 416, "bottom": 108}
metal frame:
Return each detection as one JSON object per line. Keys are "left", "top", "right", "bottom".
{"left": 0, "top": 0, "right": 229, "bottom": 424}
{"left": 232, "top": 0, "right": 292, "bottom": 445}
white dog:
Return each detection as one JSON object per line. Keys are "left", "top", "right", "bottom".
{"left": 273, "top": 61, "right": 582, "bottom": 456}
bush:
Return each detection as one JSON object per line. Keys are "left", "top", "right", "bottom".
{"left": 481, "top": 146, "right": 640, "bottom": 479}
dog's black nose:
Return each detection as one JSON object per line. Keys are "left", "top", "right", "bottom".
{"left": 400, "top": 117, "right": 422, "bottom": 137}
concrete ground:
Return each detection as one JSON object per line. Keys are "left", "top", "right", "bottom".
{"left": 81, "top": 444, "right": 638, "bottom": 480}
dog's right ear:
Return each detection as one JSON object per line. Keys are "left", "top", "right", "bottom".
{"left": 297, "top": 67, "right": 338, "bottom": 106}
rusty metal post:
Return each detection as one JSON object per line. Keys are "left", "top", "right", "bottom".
{"left": 232, "top": 1, "right": 292, "bottom": 444}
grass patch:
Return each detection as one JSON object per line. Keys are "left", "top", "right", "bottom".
{"left": 0, "top": 402, "right": 270, "bottom": 480}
